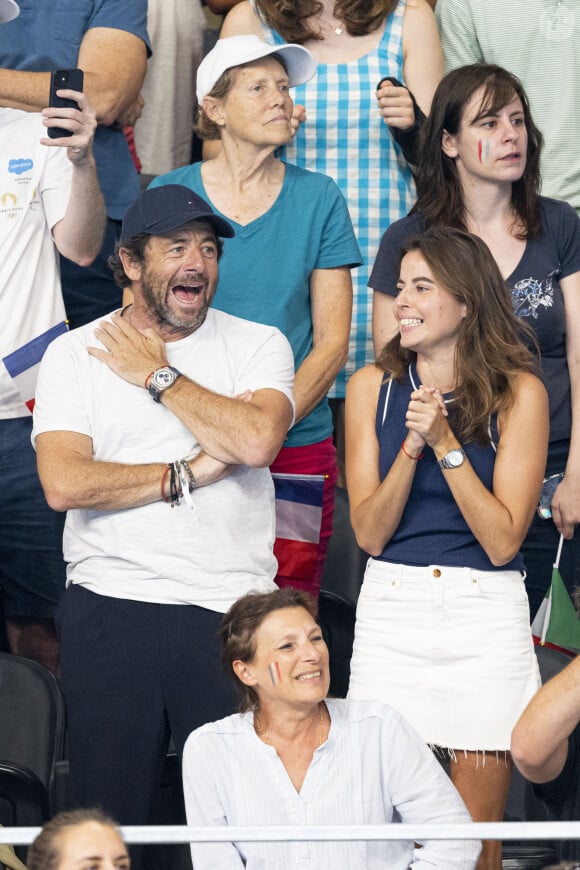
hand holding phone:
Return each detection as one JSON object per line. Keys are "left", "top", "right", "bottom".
{"left": 48, "top": 68, "right": 84, "bottom": 138}
{"left": 537, "top": 472, "right": 565, "bottom": 519}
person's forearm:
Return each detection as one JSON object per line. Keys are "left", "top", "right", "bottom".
{"left": 77, "top": 30, "right": 147, "bottom": 127}
{"left": 37, "top": 436, "right": 235, "bottom": 513}
{"left": 293, "top": 342, "right": 348, "bottom": 424}
{"left": 37, "top": 449, "right": 167, "bottom": 512}
{"left": 0, "top": 62, "right": 143, "bottom": 127}
{"left": 80, "top": 69, "right": 143, "bottom": 127}
{"left": 511, "top": 656, "right": 580, "bottom": 780}
{"left": 0, "top": 68, "right": 50, "bottom": 112}
{"left": 187, "top": 451, "right": 233, "bottom": 487}
{"left": 294, "top": 267, "right": 351, "bottom": 422}
{"left": 54, "top": 158, "right": 106, "bottom": 264}
{"left": 160, "top": 378, "right": 291, "bottom": 467}
{"left": 349, "top": 442, "right": 419, "bottom": 556}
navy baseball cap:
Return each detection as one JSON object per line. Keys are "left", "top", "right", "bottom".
{"left": 120, "top": 185, "right": 235, "bottom": 243}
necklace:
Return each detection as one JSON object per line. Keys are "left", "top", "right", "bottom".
{"left": 256, "top": 703, "right": 327, "bottom": 748}
{"left": 319, "top": 16, "right": 344, "bottom": 37}
{"left": 409, "top": 364, "right": 457, "bottom": 405}
{"left": 120, "top": 302, "right": 133, "bottom": 324}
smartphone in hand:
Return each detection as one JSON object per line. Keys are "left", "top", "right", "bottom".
{"left": 48, "top": 68, "right": 84, "bottom": 138}
{"left": 537, "top": 472, "right": 565, "bottom": 519}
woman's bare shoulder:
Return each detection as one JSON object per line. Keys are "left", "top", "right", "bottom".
{"left": 221, "top": 1, "right": 264, "bottom": 38}
{"left": 347, "top": 364, "right": 386, "bottom": 398}
{"left": 512, "top": 370, "right": 548, "bottom": 401}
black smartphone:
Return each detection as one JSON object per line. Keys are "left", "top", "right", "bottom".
{"left": 48, "top": 68, "right": 84, "bottom": 138}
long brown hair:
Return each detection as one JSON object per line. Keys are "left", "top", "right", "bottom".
{"left": 254, "top": 0, "right": 396, "bottom": 42}
{"left": 413, "top": 65, "right": 543, "bottom": 239}
{"left": 377, "top": 228, "right": 538, "bottom": 445}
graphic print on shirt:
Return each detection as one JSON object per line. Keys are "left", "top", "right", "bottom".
{"left": 511, "top": 270, "right": 556, "bottom": 319}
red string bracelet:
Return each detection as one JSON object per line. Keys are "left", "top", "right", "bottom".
{"left": 161, "top": 464, "right": 171, "bottom": 503}
{"left": 401, "top": 440, "right": 423, "bottom": 461}
{"left": 145, "top": 370, "right": 155, "bottom": 389}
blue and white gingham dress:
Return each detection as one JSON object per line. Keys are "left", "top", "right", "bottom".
{"left": 256, "top": 0, "right": 416, "bottom": 397}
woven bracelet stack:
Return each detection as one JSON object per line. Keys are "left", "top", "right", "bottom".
{"left": 161, "top": 459, "right": 196, "bottom": 508}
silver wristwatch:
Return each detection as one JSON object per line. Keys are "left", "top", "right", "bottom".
{"left": 438, "top": 447, "right": 466, "bottom": 470}
{"left": 148, "top": 366, "right": 181, "bottom": 402}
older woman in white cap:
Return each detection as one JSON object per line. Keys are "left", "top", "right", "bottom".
{"left": 150, "top": 35, "right": 362, "bottom": 601}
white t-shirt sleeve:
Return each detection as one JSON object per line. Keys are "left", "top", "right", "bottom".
{"left": 40, "top": 142, "right": 73, "bottom": 233}
{"left": 32, "top": 333, "right": 93, "bottom": 446}
{"left": 235, "top": 326, "right": 296, "bottom": 426}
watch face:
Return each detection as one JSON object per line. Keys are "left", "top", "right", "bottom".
{"left": 153, "top": 368, "right": 176, "bottom": 388}
{"left": 446, "top": 449, "right": 464, "bottom": 467}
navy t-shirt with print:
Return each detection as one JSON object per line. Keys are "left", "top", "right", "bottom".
{"left": 370, "top": 198, "right": 580, "bottom": 443}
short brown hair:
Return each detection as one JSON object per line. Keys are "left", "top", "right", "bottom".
{"left": 220, "top": 588, "right": 318, "bottom": 712}
{"left": 27, "top": 809, "right": 122, "bottom": 870}
{"left": 108, "top": 232, "right": 149, "bottom": 290}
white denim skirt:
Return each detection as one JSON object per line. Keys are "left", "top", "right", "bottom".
{"left": 348, "top": 558, "right": 540, "bottom": 751}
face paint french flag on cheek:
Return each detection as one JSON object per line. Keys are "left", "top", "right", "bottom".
{"left": 477, "top": 140, "right": 491, "bottom": 163}
{"left": 268, "top": 661, "right": 282, "bottom": 685}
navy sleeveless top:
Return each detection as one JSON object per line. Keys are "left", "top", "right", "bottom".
{"left": 374, "top": 362, "right": 524, "bottom": 571}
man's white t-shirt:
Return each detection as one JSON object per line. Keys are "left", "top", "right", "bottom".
{"left": 32, "top": 308, "right": 295, "bottom": 611}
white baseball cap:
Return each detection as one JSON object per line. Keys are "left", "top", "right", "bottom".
{"left": 0, "top": 0, "right": 19, "bottom": 23}
{"left": 196, "top": 35, "right": 316, "bottom": 103}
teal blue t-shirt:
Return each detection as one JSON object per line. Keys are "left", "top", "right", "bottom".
{"left": 150, "top": 162, "right": 362, "bottom": 447}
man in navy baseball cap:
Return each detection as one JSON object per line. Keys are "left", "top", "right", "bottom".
{"left": 119, "top": 184, "right": 235, "bottom": 243}
{"left": 33, "top": 177, "right": 295, "bottom": 852}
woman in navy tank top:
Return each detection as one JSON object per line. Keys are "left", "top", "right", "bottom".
{"left": 346, "top": 227, "right": 548, "bottom": 870}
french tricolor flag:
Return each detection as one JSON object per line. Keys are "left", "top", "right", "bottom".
{"left": 3, "top": 321, "right": 68, "bottom": 413}
{"left": 272, "top": 472, "right": 325, "bottom": 580}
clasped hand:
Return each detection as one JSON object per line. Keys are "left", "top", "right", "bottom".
{"left": 405, "top": 386, "right": 450, "bottom": 452}
{"left": 88, "top": 311, "right": 168, "bottom": 388}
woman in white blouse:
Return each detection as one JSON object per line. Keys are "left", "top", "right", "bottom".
{"left": 182, "top": 587, "right": 481, "bottom": 870}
